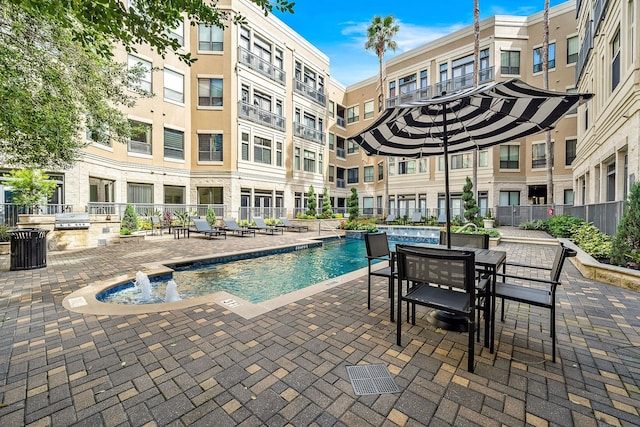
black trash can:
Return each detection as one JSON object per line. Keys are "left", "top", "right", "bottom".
{"left": 10, "top": 228, "right": 49, "bottom": 271}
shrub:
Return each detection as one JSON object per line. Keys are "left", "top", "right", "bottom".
{"left": 321, "top": 187, "right": 333, "bottom": 219}
{"left": 348, "top": 187, "right": 359, "bottom": 222}
{"left": 339, "top": 219, "right": 377, "bottom": 231}
{"left": 120, "top": 227, "right": 131, "bottom": 236}
{"left": 461, "top": 177, "right": 479, "bottom": 224}
{"left": 544, "top": 215, "right": 585, "bottom": 238}
{"left": 0, "top": 224, "right": 12, "bottom": 242}
{"left": 206, "top": 206, "right": 217, "bottom": 227}
{"left": 611, "top": 181, "right": 640, "bottom": 266}
{"left": 451, "top": 226, "right": 500, "bottom": 238}
{"left": 306, "top": 185, "right": 317, "bottom": 216}
{"left": 571, "top": 222, "right": 612, "bottom": 260}
{"left": 121, "top": 204, "right": 138, "bottom": 232}
{"left": 519, "top": 219, "right": 546, "bottom": 230}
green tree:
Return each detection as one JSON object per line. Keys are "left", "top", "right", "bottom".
{"left": 365, "top": 15, "right": 399, "bottom": 217}
{"left": 348, "top": 187, "right": 360, "bottom": 222}
{"left": 321, "top": 187, "right": 333, "bottom": 219}
{"left": 611, "top": 182, "right": 640, "bottom": 265}
{"left": 206, "top": 206, "right": 217, "bottom": 227}
{"left": 121, "top": 204, "right": 139, "bottom": 234}
{"left": 0, "top": 5, "right": 151, "bottom": 169}
{"left": 461, "top": 176, "right": 479, "bottom": 223}
{"left": 3, "top": 169, "right": 57, "bottom": 211}
{"left": 306, "top": 185, "right": 317, "bottom": 217}
{"left": 10, "top": 0, "right": 294, "bottom": 64}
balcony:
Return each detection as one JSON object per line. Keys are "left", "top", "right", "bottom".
{"left": 593, "top": 0, "right": 610, "bottom": 35}
{"left": 386, "top": 67, "right": 495, "bottom": 108}
{"left": 575, "top": 22, "right": 593, "bottom": 84}
{"left": 238, "top": 47, "right": 286, "bottom": 86}
{"left": 239, "top": 101, "right": 286, "bottom": 132}
{"left": 336, "top": 116, "right": 346, "bottom": 129}
{"left": 293, "top": 122, "right": 324, "bottom": 144}
{"left": 435, "top": 66, "right": 495, "bottom": 97}
{"left": 294, "top": 79, "right": 326, "bottom": 107}
{"left": 336, "top": 178, "right": 345, "bottom": 189}
{"left": 336, "top": 147, "right": 346, "bottom": 159}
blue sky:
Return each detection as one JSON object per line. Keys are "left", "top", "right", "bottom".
{"left": 274, "top": 0, "right": 567, "bottom": 86}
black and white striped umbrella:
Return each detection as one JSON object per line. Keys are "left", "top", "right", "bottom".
{"left": 348, "top": 78, "right": 593, "bottom": 247}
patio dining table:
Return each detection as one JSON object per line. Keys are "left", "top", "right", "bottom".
{"left": 397, "top": 244, "right": 506, "bottom": 353}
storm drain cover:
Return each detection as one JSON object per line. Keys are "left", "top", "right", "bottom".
{"left": 346, "top": 364, "right": 400, "bottom": 395}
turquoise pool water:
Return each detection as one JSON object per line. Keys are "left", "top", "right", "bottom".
{"left": 98, "top": 239, "right": 388, "bottom": 305}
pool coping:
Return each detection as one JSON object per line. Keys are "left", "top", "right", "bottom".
{"left": 62, "top": 236, "right": 382, "bottom": 319}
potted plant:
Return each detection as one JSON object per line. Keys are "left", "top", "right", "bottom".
{"left": 483, "top": 209, "right": 495, "bottom": 229}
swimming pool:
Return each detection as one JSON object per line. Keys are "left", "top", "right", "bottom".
{"left": 97, "top": 238, "right": 385, "bottom": 305}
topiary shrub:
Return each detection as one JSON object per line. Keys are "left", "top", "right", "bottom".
{"left": 611, "top": 181, "right": 640, "bottom": 266}
{"left": 348, "top": 187, "right": 359, "bottom": 222}
{"left": 321, "top": 187, "right": 333, "bottom": 219}
{"left": 306, "top": 185, "right": 317, "bottom": 217}
{"left": 120, "top": 204, "right": 138, "bottom": 234}
{"left": 461, "top": 177, "right": 479, "bottom": 224}
{"left": 206, "top": 205, "right": 217, "bottom": 227}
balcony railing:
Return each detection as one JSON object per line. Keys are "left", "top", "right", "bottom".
{"left": 238, "top": 101, "right": 286, "bottom": 131}
{"left": 128, "top": 140, "right": 152, "bottom": 155}
{"left": 293, "top": 79, "right": 326, "bottom": 106}
{"left": 336, "top": 178, "right": 345, "bottom": 189}
{"left": 576, "top": 21, "right": 593, "bottom": 84}
{"left": 336, "top": 147, "right": 346, "bottom": 159}
{"left": 238, "top": 47, "right": 286, "bottom": 86}
{"left": 293, "top": 122, "right": 324, "bottom": 144}
{"left": 593, "top": 0, "right": 610, "bottom": 35}
{"left": 336, "top": 116, "right": 346, "bottom": 129}
{"left": 386, "top": 67, "right": 494, "bottom": 108}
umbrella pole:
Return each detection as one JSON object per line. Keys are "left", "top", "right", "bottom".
{"left": 443, "top": 108, "right": 451, "bottom": 249}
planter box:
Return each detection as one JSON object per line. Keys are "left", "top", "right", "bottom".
{"left": 0, "top": 241, "right": 9, "bottom": 255}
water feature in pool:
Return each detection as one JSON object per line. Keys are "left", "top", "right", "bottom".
{"left": 376, "top": 226, "right": 441, "bottom": 243}
{"left": 97, "top": 236, "right": 435, "bottom": 305}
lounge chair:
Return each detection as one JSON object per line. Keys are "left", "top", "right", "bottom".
{"left": 277, "top": 217, "right": 309, "bottom": 232}
{"left": 385, "top": 214, "right": 397, "bottom": 224}
{"left": 223, "top": 218, "right": 256, "bottom": 237}
{"left": 250, "top": 217, "right": 283, "bottom": 235}
{"left": 150, "top": 216, "right": 167, "bottom": 236}
{"left": 410, "top": 212, "right": 424, "bottom": 224}
{"left": 191, "top": 218, "right": 226, "bottom": 239}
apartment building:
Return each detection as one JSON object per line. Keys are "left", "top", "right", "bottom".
{"left": 1, "top": 1, "right": 586, "bottom": 222}
{"left": 574, "top": 0, "right": 640, "bottom": 205}
{"left": 332, "top": 1, "right": 581, "bottom": 219}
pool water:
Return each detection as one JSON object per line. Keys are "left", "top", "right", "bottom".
{"left": 98, "top": 239, "right": 387, "bottom": 305}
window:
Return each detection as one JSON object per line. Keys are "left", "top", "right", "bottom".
{"left": 303, "top": 150, "right": 316, "bottom": 172}
{"left": 607, "top": 162, "right": 616, "bottom": 201}
{"left": 294, "top": 147, "right": 300, "bottom": 170}
{"left": 276, "top": 142, "right": 282, "bottom": 167}
{"left": 198, "top": 133, "right": 223, "bottom": 162}
{"left": 198, "top": 187, "right": 223, "bottom": 204}
{"left": 612, "top": 29, "right": 621, "bottom": 91}
{"left": 439, "top": 63, "right": 448, "bottom": 82}
{"left": 347, "top": 106, "right": 359, "bottom": 124}
{"left": 500, "top": 51, "right": 520, "bottom": 75}
{"left": 198, "top": 78, "right": 223, "bottom": 106}
{"left": 479, "top": 150, "right": 488, "bottom": 167}
{"left": 533, "top": 43, "right": 556, "bottom": 73}
{"left": 364, "top": 166, "right": 374, "bottom": 182}
{"left": 347, "top": 168, "right": 359, "bottom": 184}
{"left": 328, "top": 101, "right": 335, "bottom": 118}
{"left": 328, "top": 165, "right": 334, "bottom": 182}
{"left": 420, "top": 69, "right": 428, "bottom": 87}
{"left": 328, "top": 132, "right": 334, "bottom": 150}
{"left": 451, "top": 153, "right": 472, "bottom": 170}
{"left": 565, "top": 139, "right": 577, "bottom": 165}
{"left": 254, "top": 136, "right": 271, "bottom": 164}
{"left": 198, "top": 24, "right": 223, "bottom": 51}
{"left": 127, "top": 55, "right": 152, "bottom": 92}
{"left": 566, "top": 87, "right": 578, "bottom": 115}
{"left": 127, "top": 182, "right": 153, "bottom": 204}
{"left": 398, "top": 159, "right": 416, "bottom": 174}
{"left": 567, "top": 36, "right": 578, "bottom": 64}
{"left": 318, "top": 153, "right": 323, "bottom": 175}
{"left": 167, "top": 20, "right": 184, "bottom": 47}
{"left": 364, "top": 100, "right": 374, "bottom": 119}
{"left": 163, "top": 69, "right": 184, "bottom": 103}
{"left": 399, "top": 73, "right": 417, "bottom": 94}
{"left": 128, "top": 120, "right": 152, "bottom": 155}
{"left": 164, "top": 185, "right": 184, "bottom": 204}
{"left": 564, "top": 189, "right": 574, "bottom": 205}
{"left": 532, "top": 143, "right": 546, "bottom": 168}
{"left": 239, "top": 26, "right": 250, "bottom": 49}
{"left": 163, "top": 128, "right": 184, "bottom": 159}
{"left": 389, "top": 81, "right": 396, "bottom": 98}
{"left": 347, "top": 140, "right": 359, "bottom": 155}
{"left": 500, "top": 145, "right": 519, "bottom": 169}
{"left": 499, "top": 191, "right": 520, "bottom": 206}
{"left": 378, "top": 162, "right": 384, "bottom": 180}
{"left": 241, "top": 132, "right": 249, "bottom": 161}
{"left": 363, "top": 197, "right": 374, "bottom": 215}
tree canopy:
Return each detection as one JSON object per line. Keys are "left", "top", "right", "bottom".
{"left": 8, "top": 0, "right": 295, "bottom": 64}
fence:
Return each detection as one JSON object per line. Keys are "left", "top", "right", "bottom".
{"left": 1, "top": 204, "right": 73, "bottom": 227}
{"left": 85, "top": 203, "right": 228, "bottom": 221}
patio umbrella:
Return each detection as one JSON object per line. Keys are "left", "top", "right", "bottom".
{"left": 348, "top": 78, "right": 593, "bottom": 248}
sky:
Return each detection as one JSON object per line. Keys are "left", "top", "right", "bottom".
{"left": 274, "top": 0, "right": 568, "bottom": 86}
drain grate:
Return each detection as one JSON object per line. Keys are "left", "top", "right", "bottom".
{"left": 346, "top": 364, "right": 400, "bottom": 395}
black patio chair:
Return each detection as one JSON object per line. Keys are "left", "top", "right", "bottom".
{"left": 150, "top": 216, "right": 167, "bottom": 236}
{"left": 364, "top": 232, "right": 397, "bottom": 322}
{"left": 494, "top": 243, "right": 576, "bottom": 362}
{"left": 396, "top": 244, "right": 484, "bottom": 372}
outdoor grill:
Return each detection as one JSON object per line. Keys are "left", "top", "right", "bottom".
{"left": 54, "top": 213, "right": 90, "bottom": 230}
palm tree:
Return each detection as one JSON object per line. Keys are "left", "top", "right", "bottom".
{"left": 543, "top": 0, "right": 553, "bottom": 204}
{"left": 365, "top": 15, "right": 399, "bottom": 217}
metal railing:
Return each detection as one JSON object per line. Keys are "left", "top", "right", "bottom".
{"left": 86, "top": 203, "right": 227, "bottom": 221}
{"left": 0, "top": 204, "right": 73, "bottom": 226}
{"left": 239, "top": 101, "right": 286, "bottom": 131}
{"left": 293, "top": 79, "right": 326, "bottom": 106}
{"left": 237, "top": 207, "right": 287, "bottom": 222}
{"left": 293, "top": 122, "right": 324, "bottom": 144}
{"left": 238, "top": 47, "right": 286, "bottom": 85}
{"left": 576, "top": 21, "right": 593, "bottom": 83}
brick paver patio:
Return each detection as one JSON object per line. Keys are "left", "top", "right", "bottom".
{"left": 0, "top": 227, "right": 639, "bottom": 426}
